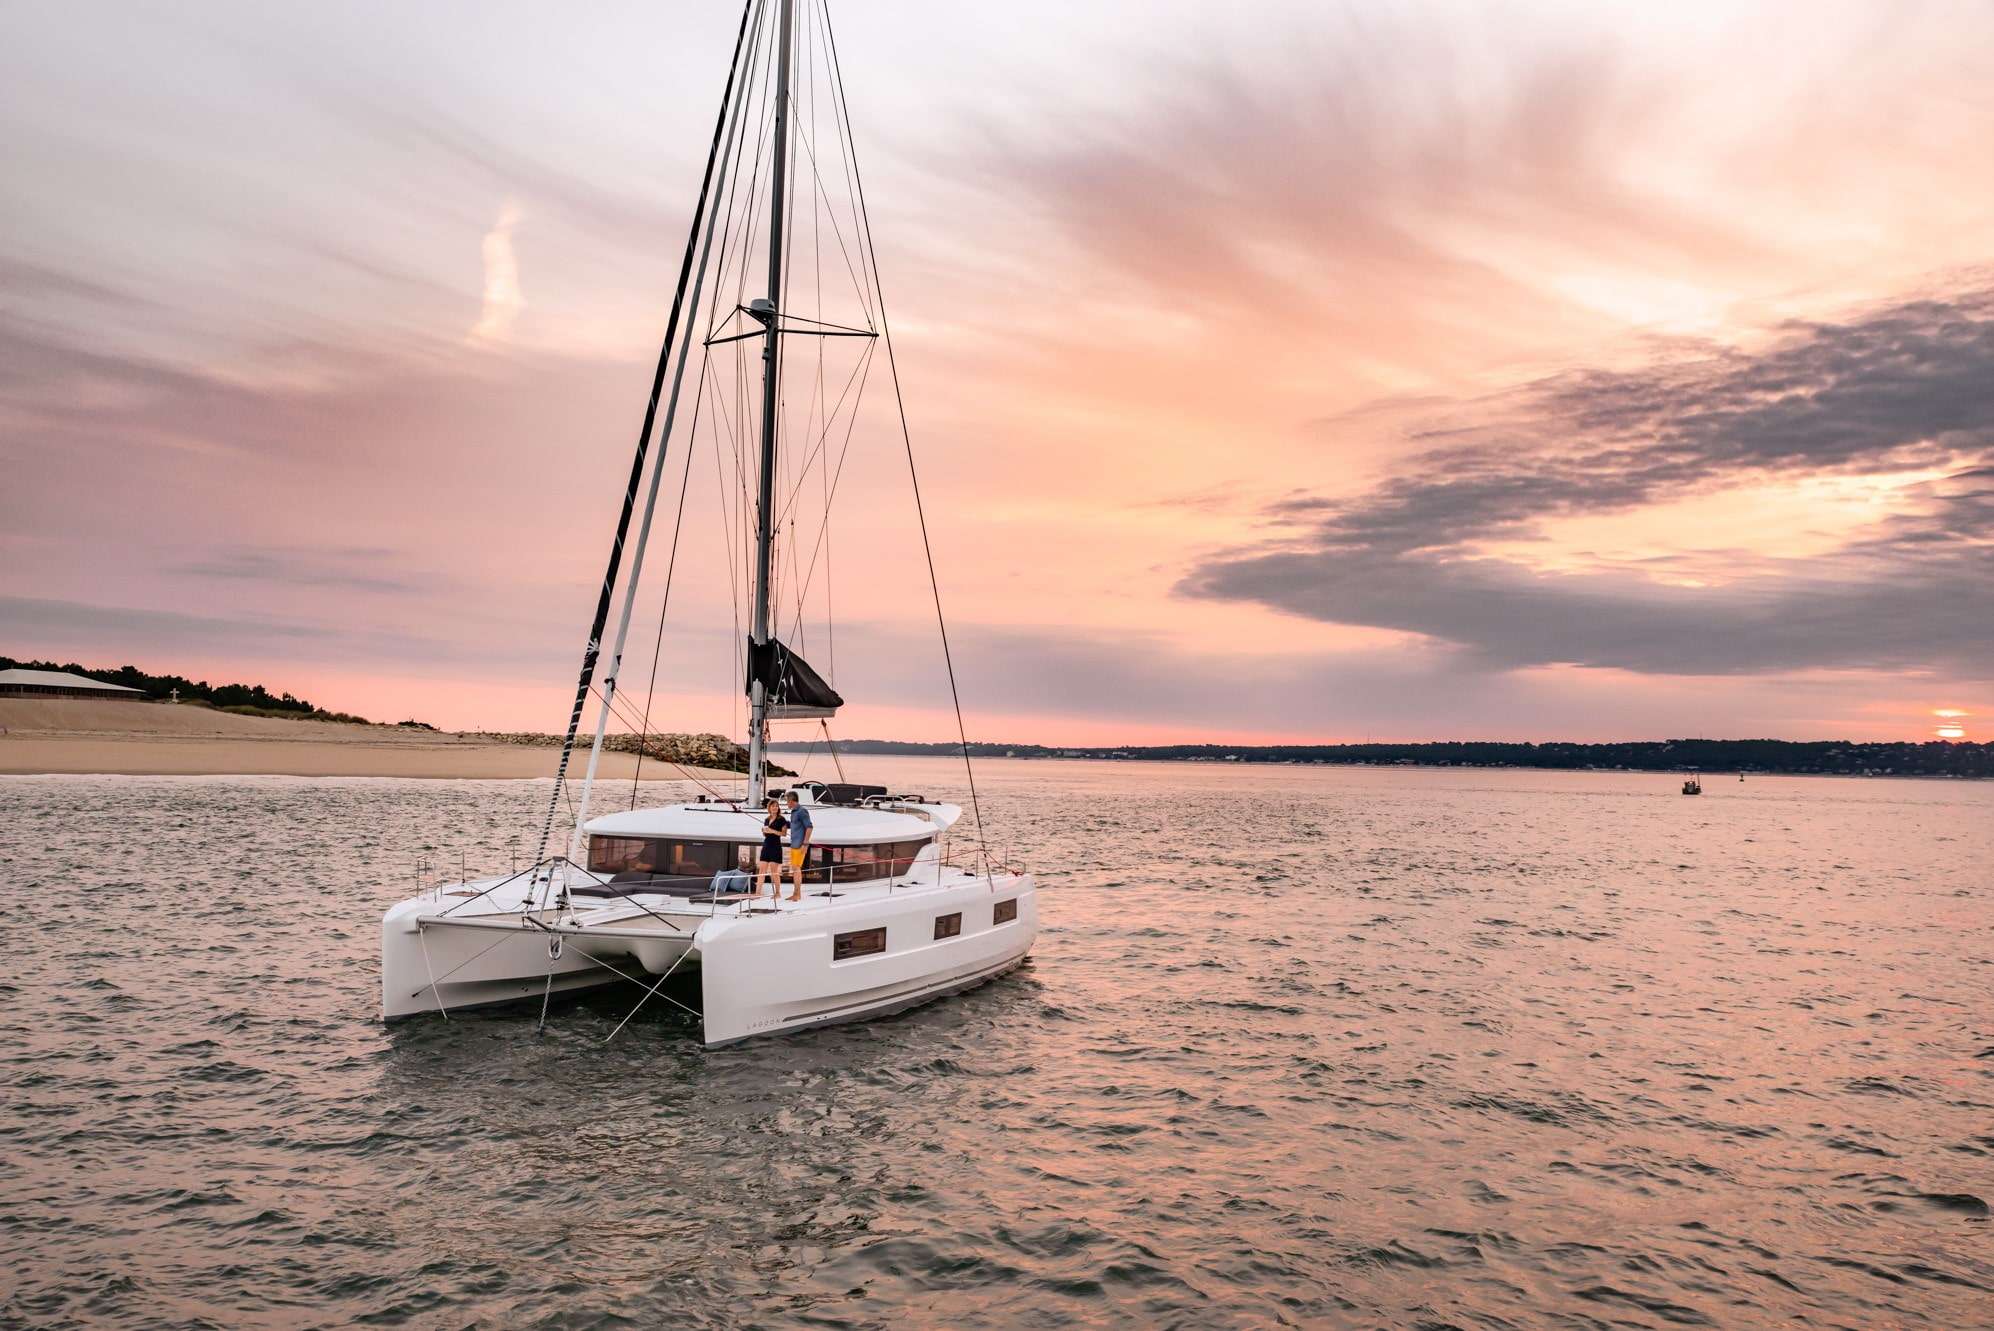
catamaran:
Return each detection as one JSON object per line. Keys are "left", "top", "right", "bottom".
{"left": 380, "top": 0, "right": 1037, "bottom": 1045}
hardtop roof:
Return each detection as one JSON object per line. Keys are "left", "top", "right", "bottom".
{"left": 584, "top": 800, "right": 958, "bottom": 844}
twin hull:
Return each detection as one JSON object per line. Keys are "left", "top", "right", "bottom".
{"left": 382, "top": 874, "right": 1036, "bottom": 1046}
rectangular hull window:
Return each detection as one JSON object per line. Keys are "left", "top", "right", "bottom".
{"left": 833, "top": 927, "right": 887, "bottom": 961}
{"left": 934, "top": 912, "right": 962, "bottom": 940}
{"left": 993, "top": 899, "right": 1018, "bottom": 925}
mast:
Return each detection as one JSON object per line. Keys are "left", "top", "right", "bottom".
{"left": 746, "top": 0, "right": 796, "bottom": 805}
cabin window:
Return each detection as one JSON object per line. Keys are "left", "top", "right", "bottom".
{"left": 881, "top": 838, "right": 928, "bottom": 875}
{"left": 993, "top": 898, "right": 1018, "bottom": 925}
{"left": 833, "top": 927, "right": 887, "bottom": 960}
{"left": 934, "top": 912, "right": 962, "bottom": 940}
{"left": 588, "top": 836, "right": 750, "bottom": 884}
{"left": 589, "top": 836, "right": 658, "bottom": 875}
{"left": 818, "top": 838, "right": 931, "bottom": 883}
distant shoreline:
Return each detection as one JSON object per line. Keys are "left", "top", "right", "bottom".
{"left": 770, "top": 737, "right": 1992, "bottom": 780}
{"left": 6, "top": 700, "right": 1984, "bottom": 781}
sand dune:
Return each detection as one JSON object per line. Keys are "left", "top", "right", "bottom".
{"left": 0, "top": 699, "right": 731, "bottom": 780}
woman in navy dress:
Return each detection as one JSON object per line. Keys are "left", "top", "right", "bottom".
{"left": 755, "top": 798, "right": 787, "bottom": 902}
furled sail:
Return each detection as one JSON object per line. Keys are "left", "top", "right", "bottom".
{"left": 747, "top": 637, "right": 844, "bottom": 719}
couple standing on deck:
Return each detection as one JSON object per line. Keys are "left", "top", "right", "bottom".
{"left": 755, "top": 791, "right": 813, "bottom": 904}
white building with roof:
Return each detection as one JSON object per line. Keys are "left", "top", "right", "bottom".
{"left": 0, "top": 668, "right": 147, "bottom": 700}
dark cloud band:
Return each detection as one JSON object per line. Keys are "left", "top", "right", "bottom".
{"left": 1182, "top": 287, "right": 1994, "bottom": 679}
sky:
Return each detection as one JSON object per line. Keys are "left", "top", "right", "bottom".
{"left": 2, "top": 0, "right": 1991, "bottom": 744}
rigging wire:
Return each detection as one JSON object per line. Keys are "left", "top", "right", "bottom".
{"left": 819, "top": 0, "right": 989, "bottom": 858}
{"left": 527, "top": 0, "right": 759, "bottom": 886}
{"left": 629, "top": 365, "right": 709, "bottom": 807}
{"left": 810, "top": 0, "right": 880, "bottom": 322}
{"left": 821, "top": 718, "right": 848, "bottom": 781}
{"left": 787, "top": 87, "right": 875, "bottom": 325}
{"left": 804, "top": 7, "right": 835, "bottom": 686}
{"left": 588, "top": 680, "right": 725, "bottom": 798}
{"left": 770, "top": 336, "right": 872, "bottom": 530}
{"left": 780, "top": 338, "right": 873, "bottom": 645}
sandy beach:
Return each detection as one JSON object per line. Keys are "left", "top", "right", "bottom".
{"left": 0, "top": 699, "right": 733, "bottom": 780}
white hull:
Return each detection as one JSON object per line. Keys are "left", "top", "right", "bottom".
{"left": 697, "top": 874, "right": 1036, "bottom": 1045}
{"left": 381, "top": 862, "right": 1036, "bottom": 1046}
{"left": 379, "top": 901, "right": 694, "bottom": 1021}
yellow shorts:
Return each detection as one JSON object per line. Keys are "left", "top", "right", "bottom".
{"left": 787, "top": 848, "right": 806, "bottom": 868}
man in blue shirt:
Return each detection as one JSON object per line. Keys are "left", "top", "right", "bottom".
{"left": 784, "top": 791, "right": 814, "bottom": 903}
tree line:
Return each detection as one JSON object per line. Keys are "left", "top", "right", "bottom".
{"left": 1, "top": 655, "right": 369, "bottom": 723}
{"left": 769, "top": 736, "right": 1992, "bottom": 778}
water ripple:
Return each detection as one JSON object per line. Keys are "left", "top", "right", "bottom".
{"left": 3, "top": 763, "right": 1991, "bottom": 1328}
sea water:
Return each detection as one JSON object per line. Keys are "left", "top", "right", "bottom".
{"left": 2, "top": 760, "right": 1989, "bottom": 1328}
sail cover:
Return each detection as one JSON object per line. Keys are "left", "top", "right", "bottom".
{"left": 747, "top": 637, "right": 844, "bottom": 719}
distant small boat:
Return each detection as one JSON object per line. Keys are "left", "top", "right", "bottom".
{"left": 1682, "top": 777, "right": 1702, "bottom": 795}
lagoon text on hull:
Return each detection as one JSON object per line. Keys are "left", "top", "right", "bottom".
{"left": 379, "top": 0, "right": 1036, "bottom": 1046}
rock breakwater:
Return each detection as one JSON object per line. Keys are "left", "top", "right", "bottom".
{"left": 459, "top": 730, "right": 793, "bottom": 777}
